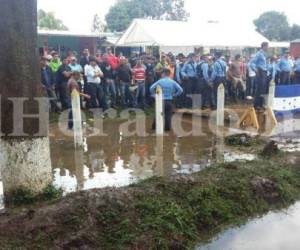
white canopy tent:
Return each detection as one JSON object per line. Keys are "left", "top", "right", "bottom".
{"left": 115, "top": 19, "right": 272, "bottom": 54}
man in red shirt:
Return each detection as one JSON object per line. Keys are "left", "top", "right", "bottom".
{"left": 106, "top": 47, "right": 119, "bottom": 71}
{"left": 132, "top": 58, "right": 146, "bottom": 108}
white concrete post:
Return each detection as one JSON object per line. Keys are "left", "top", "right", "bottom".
{"left": 71, "top": 89, "right": 84, "bottom": 148}
{"left": 267, "top": 80, "right": 276, "bottom": 109}
{"left": 216, "top": 84, "right": 225, "bottom": 127}
{"left": 155, "top": 86, "right": 164, "bottom": 135}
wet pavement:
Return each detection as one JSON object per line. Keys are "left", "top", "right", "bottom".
{"left": 197, "top": 202, "right": 300, "bottom": 250}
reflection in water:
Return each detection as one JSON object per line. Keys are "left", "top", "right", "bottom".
{"left": 50, "top": 118, "right": 216, "bottom": 193}
{"left": 198, "top": 202, "right": 300, "bottom": 250}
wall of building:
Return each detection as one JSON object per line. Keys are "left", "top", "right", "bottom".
{"left": 291, "top": 43, "right": 300, "bottom": 58}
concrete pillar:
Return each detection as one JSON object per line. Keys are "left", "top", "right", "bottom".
{"left": 0, "top": 138, "right": 52, "bottom": 195}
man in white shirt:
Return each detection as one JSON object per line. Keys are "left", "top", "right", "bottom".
{"left": 85, "top": 57, "right": 106, "bottom": 109}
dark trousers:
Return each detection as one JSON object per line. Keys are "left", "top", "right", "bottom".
{"left": 295, "top": 71, "right": 300, "bottom": 84}
{"left": 135, "top": 80, "right": 146, "bottom": 108}
{"left": 120, "top": 81, "right": 133, "bottom": 107}
{"left": 44, "top": 86, "right": 60, "bottom": 112}
{"left": 58, "top": 81, "right": 70, "bottom": 110}
{"left": 246, "top": 76, "right": 256, "bottom": 97}
{"left": 152, "top": 100, "right": 173, "bottom": 131}
{"left": 280, "top": 71, "right": 290, "bottom": 85}
{"left": 88, "top": 82, "right": 107, "bottom": 110}
{"left": 201, "top": 79, "right": 215, "bottom": 108}
{"left": 184, "top": 77, "right": 198, "bottom": 108}
{"left": 254, "top": 69, "right": 267, "bottom": 109}
{"left": 105, "top": 78, "right": 117, "bottom": 107}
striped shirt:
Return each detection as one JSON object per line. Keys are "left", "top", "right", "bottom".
{"left": 133, "top": 65, "right": 146, "bottom": 81}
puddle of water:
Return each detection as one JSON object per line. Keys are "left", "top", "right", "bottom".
{"left": 50, "top": 118, "right": 216, "bottom": 193}
{"left": 197, "top": 202, "right": 300, "bottom": 250}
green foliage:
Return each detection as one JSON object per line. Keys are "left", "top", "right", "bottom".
{"left": 224, "top": 134, "right": 263, "bottom": 147}
{"left": 38, "top": 9, "right": 68, "bottom": 31}
{"left": 254, "top": 11, "right": 290, "bottom": 41}
{"left": 105, "top": 0, "right": 189, "bottom": 32}
{"left": 290, "top": 24, "right": 300, "bottom": 41}
{"left": 254, "top": 11, "right": 300, "bottom": 41}
{"left": 5, "top": 184, "right": 62, "bottom": 206}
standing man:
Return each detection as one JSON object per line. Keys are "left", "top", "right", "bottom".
{"left": 56, "top": 57, "right": 72, "bottom": 110}
{"left": 175, "top": 53, "right": 186, "bottom": 108}
{"left": 211, "top": 52, "right": 227, "bottom": 107}
{"left": 246, "top": 55, "right": 256, "bottom": 99}
{"left": 294, "top": 57, "right": 300, "bottom": 84}
{"left": 145, "top": 56, "right": 156, "bottom": 105}
{"left": 150, "top": 68, "right": 183, "bottom": 131}
{"left": 228, "top": 54, "right": 246, "bottom": 101}
{"left": 197, "top": 55, "right": 215, "bottom": 109}
{"left": 116, "top": 56, "right": 133, "bottom": 107}
{"left": 49, "top": 52, "right": 62, "bottom": 74}
{"left": 69, "top": 57, "right": 83, "bottom": 73}
{"left": 40, "top": 56, "right": 60, "bottom": 113}
{"left": 278, "top": 51, "right": 292, "bottom": 85}
{"left": 250, "top": 42, "right": 269, "bottom": 109}
{"left": 80, "top": 49, "right": 91, "bottom": 108}
{"left": 80, "top": 49, "right": 90, "bottom": 69}
{"left": 132, "top": 58, "right": 147, "bottom": 108}
{"left": 181, "top": 53, "right": 198, "bottom": 107}
{"left": 100, "top": 53, "right": 117, "bottom": 108}
{"left": 85, "top": 57, "right": 106, "bottom": 109}
{"left": 106, "top": 47, "right": 119, "bottom": 71}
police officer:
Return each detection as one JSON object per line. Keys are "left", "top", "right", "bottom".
{"left": 250, "top": 42, "right": 269, "bottom": 109}
{"left": 211, "top": 52, "right": 227, "bottom": 107}
{"left": 294, "top": 57, "right": 300, "bottom": 84}
{"left": 181, "top": 53, "right": 198, "bottom": 107}
{"left": 150, "top": 68, "right": 183, "bottom": 131}
{"left": 197, "top": 54, "right": 215, "bottom": 109}
{"left": 278, "top": 51, "right": 292, "bottom": 85}
{"left": 175, "top": 53, "right": 186, "bottom": 108}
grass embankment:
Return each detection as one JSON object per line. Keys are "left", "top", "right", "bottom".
{"left": 1, "top": 144, "right": 300, "bottom": 249}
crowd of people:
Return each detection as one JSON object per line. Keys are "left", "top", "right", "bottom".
{"left": 40, "top": 43, "right": 300, "bottom": 117}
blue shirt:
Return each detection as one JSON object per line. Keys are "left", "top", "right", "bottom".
{"left": 211, "top": 59, "right": 227, "bottom": 81}
{"left": 200, "top": 63, "right": 210, "bottom": 82}
{"left": 175, "top": 62, "right": 184, "bottom": 82}
{"left": 69, "top": 63, "right": 83, "bottom": 73}
{"left": 294, "top": 59, "right": 300, "bottom": 72}
{"left": 250, "top": 49, "right": 267, "bottom": 71}
{"left": 181, "top": 61, "right": 197, "bottom": 78}
{"left": 41, "top": 67, "right": 52, "bottom": 88}
{"left": 268, "top": 62, "right": 277, "bottom": 80}
{"left": 150, "top": 77, "right": 183, "bottom": 100}
{"left": 278, "top": 58, "right": 292, "bottom": 72}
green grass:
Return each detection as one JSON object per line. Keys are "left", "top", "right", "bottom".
{"left": 5, "top": 184, "right": 63, "bottom": 207}
{"left": 1, "top": 155, "right": 300, "bottom": 249}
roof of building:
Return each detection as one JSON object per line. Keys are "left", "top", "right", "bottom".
{"left": 116, "top": 19, "right": 271, "bottom": 48}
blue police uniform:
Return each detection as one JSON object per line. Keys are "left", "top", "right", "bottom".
{"left": 250, "top": 49, "right": 268, "bottom": 109}
{"left": 278, "top": 57, "right": 292, "bottom": 85}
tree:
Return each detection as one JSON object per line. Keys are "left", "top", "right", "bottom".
{"left": 91, "top": 14, "right": 106, "bottom": 34}
{"left": 0, "top": 0, "right": 52, "bottom": 197}
{"left": 38, "top": 9, "right": 68, "bottom": 30}
{"left": 254, "top": 11, "right": 291, "bottom": 41}
{"left": 290, "top": 24, "right": 300, "bottom": 41}
{"left": 105, "top": 0, "right": 189, "bottom": 32}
